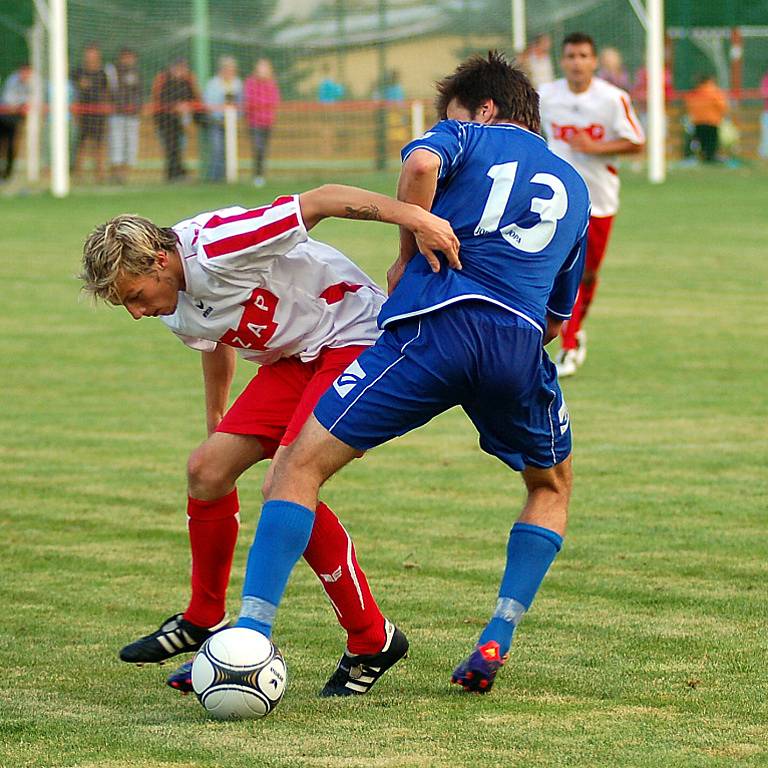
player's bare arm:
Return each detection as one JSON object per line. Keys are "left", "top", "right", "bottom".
{"left": 202, "top": 344, "right": 237, "bottom": 436}
{"left": 388, "top": 148, "right": 444, "bottom": 293}
{"left": 544, "top": 315, "right": 564, "bottom": 346}
{"left": 298, "top": 184, "right": 459, "bottom": 270}
{"left": 568, "top": 132, "right": 644, "bottom": 155}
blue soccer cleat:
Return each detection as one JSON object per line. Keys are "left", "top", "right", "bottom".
{"left": 166, "top": 659, "right": 193, "bottom": 694}
{"left": 451, "top": 640, "right": 508, "bottom": 693}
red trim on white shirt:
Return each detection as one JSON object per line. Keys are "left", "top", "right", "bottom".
{"left": 620, "top": 95, "right": 643, "bottom": 141}
{"left": 204, "top": 213, "right": 300, "bottom": 258}
{"left": 203, "top": 196, "right": 294, "bottom": 230}
{"left": 319, "top": 282, "right": 364, "bottom": 305}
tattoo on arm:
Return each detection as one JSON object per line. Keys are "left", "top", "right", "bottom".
{"left": 344, "top": 204, "right": 382, "bottom": 222}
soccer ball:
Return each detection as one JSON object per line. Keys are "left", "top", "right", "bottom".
{"left": 191, "top": 627, "right": 287, "bottom": 720}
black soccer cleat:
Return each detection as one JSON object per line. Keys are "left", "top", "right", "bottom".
{"left": 118, "top": 613, "right": 230, "bottom": 664}
{"left": 320, "top": 619, "right": 409, "bottom": 697}
{"left": 450, "top": 640, "right": 508, "bottom": 693}
{"left": 166, "top": 659, "right": 194, "bottom": 693}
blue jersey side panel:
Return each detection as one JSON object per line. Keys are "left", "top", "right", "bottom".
{"left": 381, "top": 120, "right": 591, "bottom": 331}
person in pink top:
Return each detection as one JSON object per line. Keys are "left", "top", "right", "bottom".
{"left": 243, "top": 58, "right": 281, "bottom": 187}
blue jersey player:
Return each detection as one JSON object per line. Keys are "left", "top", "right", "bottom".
{"left": 233, "top": 52, "right": 590, "bottom": 695}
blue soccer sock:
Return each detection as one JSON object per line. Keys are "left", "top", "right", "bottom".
{"left": 235, "top": 499, "right": 316, "bottom": 637}
{"left": 478, "top": 522, "right": 563, "bottom": 657}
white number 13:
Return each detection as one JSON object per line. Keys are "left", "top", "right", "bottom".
{"left": 474, "top": 162, "right": 568, "bottom": 253}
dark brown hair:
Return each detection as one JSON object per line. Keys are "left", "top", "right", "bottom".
{"left": 562, "top": 32, "right": 597, "bottom": 55}
{"left": 435, "top": 50, "right": 541, "bottom": 134}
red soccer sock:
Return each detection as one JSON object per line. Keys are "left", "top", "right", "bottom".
{"left": 183, "top": 488, "right": 240, "bottom": 628}
{"left": 579, "top": 280, "right": 597, "bottom": 323}
{"left": 303, "top": 501, "right": 386, "bottom": 655}
{"left": 561, "top": 289, "right": 585, "bottom": 350}
{"left": 561, "top": 280, "right": 598, "bottom": 350}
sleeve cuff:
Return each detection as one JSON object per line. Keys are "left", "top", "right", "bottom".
{"left": 401, "top": 144, "right": 445, "bottom": 178}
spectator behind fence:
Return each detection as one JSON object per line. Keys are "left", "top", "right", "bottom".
{"left": 0, "top": 64, "right": 32, "bottom": 181}
{"left": 72, "top": 43, "right": 110, "bottom": 182}
{"left": 373, "top": 69, "right": 405, "bottom": 102}
{"left": 598, "top": 47, "right": 630, "bottom": 91}
{"left": 520, "top": 34, "right": 554, "bottom": 89}
{"left": 760, "top": 65, "right": 768, "bottom": 159}
{"left": 152, "top": 58, "right": 201, "bottom": 182}
{"left": 317, "top": 65, "right": 345, "bottom": 103}
{"left": 631, "top": 63, "right": 674, "bottom": 111}
{"left": 684, "top": 74, "right": 728, "bottom": 163}
{"left": 106, "top": 48, "right": 142, "bottom": 184}
{"left": 243, "top": 58, "right": 280, "bottom": 188}
{"left": 203, "top": 56, "right": 242, "bottom": 182}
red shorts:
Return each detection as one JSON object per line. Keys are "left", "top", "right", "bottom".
{"left": 216, "top": 345, "right": 368, "bottom": 458}
{"left": 585, "top": 215, "right": 615, "bottom": 272}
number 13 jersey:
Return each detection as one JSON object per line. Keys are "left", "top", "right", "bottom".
{"left": 381, "top": 120, "right": 591, "bottom": 334}
{"left": 161, "top": 194, "right": 385, "bottom": 364}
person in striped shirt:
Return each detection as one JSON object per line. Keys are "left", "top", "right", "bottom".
{"left": 79, "top": 184, "right": 458, "bottom": 696}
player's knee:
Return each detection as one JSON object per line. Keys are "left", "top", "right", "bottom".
{"left": 524, "top": 458, "right": 572, "bottom": 500}
{"left": 265, "top": 443, "right": 324, "bottom": 500}
{"left": 582, "top": 269, "right": 598, "bottom": 288}
{"left": 187, "top": 447, "right": 213, "bottom": 493}
{"left": 187, "top": 443, "right": 230, "bottom": 497}
{"left": 555, "top": 463, "right": 573, "bottom": 504}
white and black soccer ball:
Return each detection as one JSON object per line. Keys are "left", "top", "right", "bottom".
{"left": 191, "top": 627, "right": 287, "bottom": 720}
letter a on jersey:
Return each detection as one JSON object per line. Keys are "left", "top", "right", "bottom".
{"left": 333, "top": 359, "right": 366, "bottom": 398}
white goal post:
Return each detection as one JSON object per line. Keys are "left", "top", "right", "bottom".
{"left": 42, "top": 0, "right": 70, "bottom": 198}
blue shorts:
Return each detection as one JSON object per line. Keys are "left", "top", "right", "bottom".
{"left": 314, "top": 302, "right": 571, "bottom": 471}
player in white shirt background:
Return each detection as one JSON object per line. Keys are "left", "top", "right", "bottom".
{"left": 539, "top": 32, "right": 645, "bottom": 377}
{"left": 79, "top": 184, "right": 458, "bottom": 696}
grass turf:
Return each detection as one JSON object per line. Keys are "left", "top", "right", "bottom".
{"left": 1, "top": 167, "right": 767, "bottom": 767}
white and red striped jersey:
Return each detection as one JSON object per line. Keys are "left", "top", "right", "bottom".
{"left": 160, "top": 194, "right": 385, "bottom": 364}
{"left": 538, "top": 77, "right": 644, "bottom": 217}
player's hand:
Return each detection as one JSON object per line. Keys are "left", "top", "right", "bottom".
{"left": 412, "top": 211, "right": 461, "bottom": 274}
{"left": 568, "top": 130, "right": 599, "bottom": 154}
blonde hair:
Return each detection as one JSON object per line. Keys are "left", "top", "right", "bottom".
{"left": 79, "top": 214, "right": 177, "bottom": 303}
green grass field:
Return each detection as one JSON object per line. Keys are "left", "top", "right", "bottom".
{"left": 2, "top": 168, "right": 767, "bottom": 768}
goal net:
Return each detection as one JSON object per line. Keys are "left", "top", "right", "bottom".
{"left": 22, "top": 0, "right": 767, "bottom": 193}
{"left": 3, "top": 0, "right": 657, "bottom": 192}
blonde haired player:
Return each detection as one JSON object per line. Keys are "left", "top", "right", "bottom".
{"left": 80, "top": 184, "right": 458, "bottom": 696}
{"left": 539, "top": 32, "right": 645, "bottom": 377}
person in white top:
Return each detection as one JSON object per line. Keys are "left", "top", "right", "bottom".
{"left": 521, "top": 33, "right": 555, "bottom": 90}
{"left": 539, "top": 32, "right": 645, "bottom": 377}
{"left": 79, "top": 183, "right": 458, "bottom": 696}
